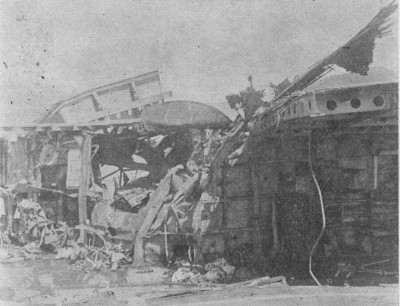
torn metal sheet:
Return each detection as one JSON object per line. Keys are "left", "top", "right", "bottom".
{"left": 92, "top": 133, "right": 151, "bottom": 171}
{"left": 142, "top": 100, "right": 231, "bottom": 129}
{"left": 272, "top": 2, "right": 397, "bottom": 101}
{"left": 249, "top": 3, "right": 397, "bottom": 134}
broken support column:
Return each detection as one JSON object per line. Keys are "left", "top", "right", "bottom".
{"left": 132, "top": 168, "right": 174, "bottom": 266}
{"left": 78, "top": 133, "right": 92, "bottom": 243}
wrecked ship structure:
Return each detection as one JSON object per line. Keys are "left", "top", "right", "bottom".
{"left": 0, "top": 2, "right": 398, "bottom": 286}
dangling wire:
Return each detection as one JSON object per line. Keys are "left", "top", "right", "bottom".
{"left": 308, "top": 119, "right": 326, "bottom": 286}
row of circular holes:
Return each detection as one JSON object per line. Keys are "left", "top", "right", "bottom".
{"left": 282, "top": 95, "right": 385, "bottom": 116}
{"left": 260, "top": 95, "right": 386, "bottom": 131}
{"left": 326, "top": 95, "right": 385, "bottom": 111}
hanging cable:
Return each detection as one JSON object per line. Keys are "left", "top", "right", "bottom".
{"left": 308, "top": 120, "right": 326, "bottom": 286}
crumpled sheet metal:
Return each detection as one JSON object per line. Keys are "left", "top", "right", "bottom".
{"left": 146, "top": 170, "right": 200, "bottom": 236}
{"left": 116, "top": 188, "right": 152, "bottom": 208}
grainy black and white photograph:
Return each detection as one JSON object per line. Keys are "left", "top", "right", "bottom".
{"left": 0, "top": 0, "right": 398, "bottom": 305}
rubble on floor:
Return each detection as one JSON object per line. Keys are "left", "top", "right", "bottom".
{"left": 17, "top": 199, "right": 62, "bottom": 247}
{"left": 0, "top": 194, "right": 133, "bottom": 271}
{"left": 171, "top": 258, "right": 236, "bottom": 284}
{"left": 56, "top": 241, "right": 131, "bottom": 272}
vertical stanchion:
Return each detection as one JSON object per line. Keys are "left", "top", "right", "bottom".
{"left": 78, "top": 133, "right": 92, "bottom": 243}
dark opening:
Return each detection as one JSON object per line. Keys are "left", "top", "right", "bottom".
{"left": 373, "top": 95, "right": 384, "bottom": 107}
{"left": 326, "top": 100, "right": 337, "bottom": 111}
{"left": 350, "top": 97, "right": 361, "bottom": 109}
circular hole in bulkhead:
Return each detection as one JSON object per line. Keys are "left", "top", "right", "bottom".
{"left": 326, "top": 100, "right": 337, "bottom": 111}
{"left": 373, "top": 95, "right": 384, "bottom": 107}
{"left": 350, "top": 97, "right": 361, "bottom": 109}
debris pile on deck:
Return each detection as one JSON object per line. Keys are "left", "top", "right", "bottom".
{"left": 171, "top": 258, "right": 235, "bottom": 284}
{"left": 0, "top": 3, "right": 398, "bottom": 289}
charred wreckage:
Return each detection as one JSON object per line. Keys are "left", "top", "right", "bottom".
{"left": 0, "top": 3, "right": 398, "bottom": 287}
